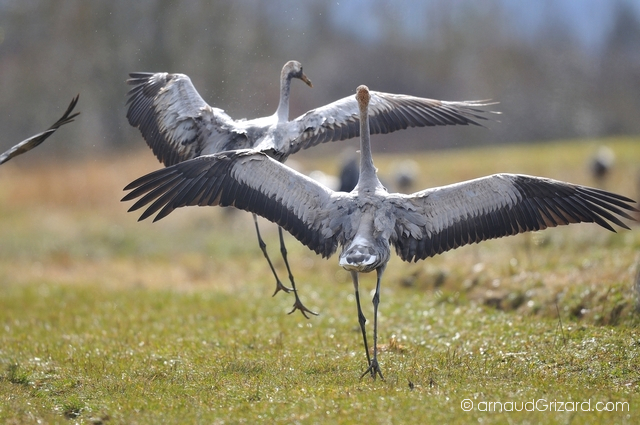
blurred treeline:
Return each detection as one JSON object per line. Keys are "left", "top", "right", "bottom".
{"left": 0, "top": 0, "right": 639, "bottom": 159}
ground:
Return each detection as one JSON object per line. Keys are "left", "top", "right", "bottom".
{"left": 0, "top": 137, "right": 639, "bottom": 424}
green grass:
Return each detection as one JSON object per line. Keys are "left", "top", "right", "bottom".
{"left": 1, "top": 138, "right": 639, "bottom": 423}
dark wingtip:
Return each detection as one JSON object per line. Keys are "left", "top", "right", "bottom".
{"left": 122, "top": 193, "right": 135, "bottom": 203}
{"left": 122, "top": 182, "right": 138, "bottom": 193}
{"left": 49, "top": 95, "right": 80, "bottom": 129}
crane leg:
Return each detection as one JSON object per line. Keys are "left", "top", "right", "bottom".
{"left": 360, "top": 266, "right": 385, "bottom": 381}
{"left": 279, "top": 227, "right": 318, "bottom": 318}
{"left": 253, "top": 214, "right": 292, "bottom": 295}
{"left": 351, "top": 271, "right": 372, "bottom": 368}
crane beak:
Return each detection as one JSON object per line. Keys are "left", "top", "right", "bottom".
{"left": 301, "top": 73, "right": 313, "bottom": 88}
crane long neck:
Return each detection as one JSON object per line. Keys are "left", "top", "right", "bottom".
{"left": 275, "top": 72, "right": 291, "bottom": 122}
{"left": 358, "top": 105, "right": 378, "bottom": 184}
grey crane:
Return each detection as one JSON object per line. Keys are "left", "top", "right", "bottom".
{"left": 126, "top": 61, "right": 497, "bottom": 318}
{"left": 338, "top": 153, "right": 359, "bottom": 193}
{"left": 122, "top": 85, "right": 637, "bottom": 379}
{"left": 0, "top": 95, "right": 79, "bottom": 165}
{"left": 589, "top": 145, "right": 615, "bottom": 186}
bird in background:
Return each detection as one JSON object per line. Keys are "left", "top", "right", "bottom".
{"left": 392, "top": 159, "right": 419, "bottom": 193}
{"left": 589, "top": 145, "right": 615, "bottom": 187}
{"left": 122, "top": 85, "right": 637, "bottom": 379}
{"left": 125, "top": 60, "right": 498, "bottom": 318}
{"left": 0, "top": 95, "right": 79, "bottom": 165}
{"left": 338, "top": 151, "right": 360, "bottom": 192}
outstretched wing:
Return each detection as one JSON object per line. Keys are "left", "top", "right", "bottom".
{"left": 392, "top": 173, "right": 638, "bottom": 262}
{"left": 126, "top": 72, "right": 239, "bottom": 166}
{"left": 0, "top": 95, "right": 79, "bottom": 165}
{"left": 286, "top": 91, "right": 498, "bottom": 155}
{"left": 122, "top": 150, "right": 348, "bottom": 258}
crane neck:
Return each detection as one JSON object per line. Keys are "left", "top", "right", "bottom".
{"left": 357, "top": 104, "right": 379, "bottom": 186}
{"left": 274, "top": 72, "right": 292, "bottom": 123}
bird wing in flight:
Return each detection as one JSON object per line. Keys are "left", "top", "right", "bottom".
{"left": 122, "top": 150, "right": 352, "bottom": 258}
{"left": 0, "top": 95, "right": 79, "bottom": 165}
{"left": 285, "top": 91, "right": 498, "bottom": 156}
{"left": 391, "top": 173, "right": 637, "bottom": 262}
{"left": 126, "top": 72, "right": 240, "bottom": 166}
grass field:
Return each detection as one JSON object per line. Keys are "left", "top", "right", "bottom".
{"left": 1, "top": 137, "right": 639, "bottom": 424}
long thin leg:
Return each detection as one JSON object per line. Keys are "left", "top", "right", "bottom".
{"left": 351, "top": 271, "right": 372, "bottom": 368}
{"left": 253, "top": 214, "right": 292, "bottom": 295}
{"left": 360, "top": 266, "right": 385, "bottom": 380}
{"left": 280, "top": 227, "right": 318, "bottom": 318}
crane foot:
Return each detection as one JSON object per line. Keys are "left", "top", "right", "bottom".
{"left": 287, "top": 295, "right": 319, "bottom": 319}
{"left": 272, "top": 280, "right": 293, "bottom": 296}
{"left": 360, "top": 358, "right": 384, "bottom": 381}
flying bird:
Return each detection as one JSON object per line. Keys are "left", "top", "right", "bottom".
{"left": 126, "top": 61, "right": 498, "bottom": 318}
{"left": 0, "top": 95, "right": 79, "bottom": 165}
{"left": 123, "top": 85, "right": 637, "bottom": 379}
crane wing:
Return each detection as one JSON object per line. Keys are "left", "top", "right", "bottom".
{"left": 0, "top": 95, "right": 79, "bottom": 165}
{"left": 391, "top": 173, "right": 638, "bottom": 262}
{"left": 286, "top": 91, "right": 498, "bottom": 156}
{"left": 122, "top": 150, "right": 348, "bottom": 258}
{"left": 126, "top": 72, "right": 239, "bottom": 166}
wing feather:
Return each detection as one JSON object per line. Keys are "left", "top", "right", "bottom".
{"left": 126, "top": 72, "right": 236, "bottom": 166}
{"left": 286, "top": 91, "right": 498, "bottom": 156}
{"left": 392, "top": 174, "right": 638, "bottom": 262}
{"left": 123, "top": 150, "right": 347, "bottom": 258}
{"left": 0, "top": 95, "right": 80, "bottom": 165}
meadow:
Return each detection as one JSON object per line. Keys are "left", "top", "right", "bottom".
{"left": 0, "top": 138, "right": 639, "bottom": 424}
